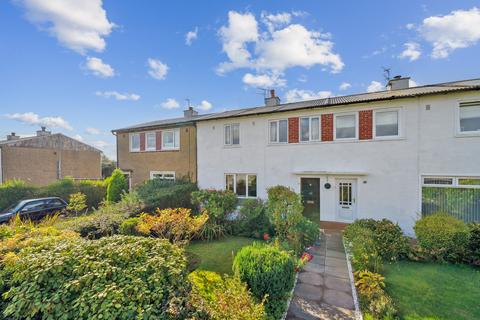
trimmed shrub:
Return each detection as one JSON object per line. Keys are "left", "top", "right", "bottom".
{"left": 414, "top": 213, "right": 469, "bottom": 262}
{"left": 119, "top": 217, "right": 140, "bottom": 235}
{"left": 76, "top": 179, "right": 107, "bottom": 209}
{"left": 106, "top": 169, "right": 128, "bottom": 203}
{"left": 136, "top": 179, "right": 198, "bottom": 211}
{"left": 266, "top": 186, "right": 303, "bottom": 241}
{"left": 188, "top": 270, "right": 266, "bottom": 320}
{"left": 234, "top": 199, "right": 272, "bottom": 237}
{"left": 135, "top": 208, "right": 208, "bottom": 245}
{"left": 0, "top": 180, "right": 35, "bottom": 212}
{"left": 2, "top": 236, "right": 193, "bottom": 319}
{"left": 466, "top": 223, "right": 480, "bottom": 265}
{"left": 233, "top": 243, "right": 295, "bottom": 319}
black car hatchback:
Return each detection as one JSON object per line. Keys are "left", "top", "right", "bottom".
{"left": 0, "top": 197, "right": 67, "bottom": 223}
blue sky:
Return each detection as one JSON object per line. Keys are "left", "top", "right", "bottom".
{"left": 1, "top": 1, "right": 480, "bottom": 159}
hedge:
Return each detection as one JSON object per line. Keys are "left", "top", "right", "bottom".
{"left": 136, "top": 179, "right": 198, "bottom": 211}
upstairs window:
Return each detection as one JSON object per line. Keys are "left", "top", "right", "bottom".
{"left": 146, "top": 132, "right": 156, "bottom": 151}
{"left": 335, "top": 113, "right": 357, "bottom": 139}
{"left": 300, "top": 116, "right": 320, "bottom": 142}
{"left": 269, "top": 119, "right": 288, "bottom": 143}
{"left": 130, "top": 133, "right": 140, "bottom": 152}
{"left": 162, "top": 129, "right": 180, "bottom": 150}
{"left": 459, "top": 102, "right": 480, "bottom": 133}
{"left": 225, "top": 173, "right": 257, "bottom": 198}
{"left": 375, "top": 110, "right": 399, "bottom": 137}
{"left": 225, "top": 124, "right": 240, "bottom": 145}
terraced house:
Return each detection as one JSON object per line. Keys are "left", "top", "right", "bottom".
{"left": 116, "top": 77, "right": 480, "bottom": 233}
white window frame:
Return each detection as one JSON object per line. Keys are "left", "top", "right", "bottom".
{"left": 299, "top": 116, "right": 321, "bottom": 142}
{"left": 456, "top": 101, "right": 480, "bottom": 136}
{"left": 129, "top": 133, "right": 140, "bottom": 152}
{"left": 224, "top": 123, "right": 240, "bottom": 146}
{"left": 162, "top": 129, "right": 180, "bottom": 150}
{"left": 373, "top": 108, "right": 401, "bottom": 139}
{"left": 422, "top": 175, "right": 480, "bottom": 189}
{"left": 224, "top": 173, "right": 257, "bottom": 198}
{"left": 269, "top": 119, "right": 289, "bottom": 144}
{"left": 145, "top": 132, "right": 156, "bottom": 151}
{"left": 334, "top": 112, "right": 358, "bottom": 141}
{"left": 150, "top": 171, "right": 176, "bottom": 181}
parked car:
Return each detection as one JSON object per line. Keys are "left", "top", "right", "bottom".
{"left": 0, "top": 197, "right": 67, "bottom": 223}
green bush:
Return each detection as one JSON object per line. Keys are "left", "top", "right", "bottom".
{"left": 414, "top": 213, "right": 469, "bottom": 262}
{"left": 66, "top": 192, "right": 87, "bottom": 214}
{"left": 191, "top": 189, "right": 238, "bottom": 223}
{"left": 347, "top": 226, "right": 383, "bottom": 273}
{"left": 0, "top": 180, "right": 35, "bottom": 212}
{"left": 106, "top": 169, "right": 128, "bottom": 203}
{"left": 136, "top": 179, "right": 198, "bottom": 211}
{"left": 234, "top": 199, "right": 272, "bottom": 237}
{"left": 76, "top": 179, "right": 107, "bottom": 209}
{"left": 467, "top": 223, "right": 480, "bottom": 265}
{"left": 2, "top": 236, "right": 193, "bottom": 319}
{"left": 293, "top": 217, "right": 320, "bottom": 250}
{"left": 188, "top": 270, "right": 266, "bottom": 320}
{"left": 119, "top": 217, "right": 140, "bottom": 235}
{"left": 233, "top": 243, "right": 295, "bottom": 319}
{"left": 266, "top": 186, "right": 303, "bottom": 241}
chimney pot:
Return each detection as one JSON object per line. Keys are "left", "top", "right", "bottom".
{"left": 184, "top": 107, "right": 198, "bottom": 118}
{"left": 6, "top": 132, "right": 20, "bottom": 141}
{"left": 265, "top": 89, "right": 281, "bottom": 107}
{"left": 36, "top": 127, "right": 51, "bottom": 136}
{"left": 270, "top": 89, "right": 275, "bottom": 98}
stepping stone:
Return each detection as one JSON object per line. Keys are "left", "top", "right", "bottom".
{"left": 324, "top": 276, "right": 352, "bottom": 292}
{"left": 322, "top": 289, "right": 355, "bottom": 310}
{"left": 294, "top": 283, "right": 323, "bottom": 301}
{"left": 299, "top": 272, "right": 324, "bottom": 286}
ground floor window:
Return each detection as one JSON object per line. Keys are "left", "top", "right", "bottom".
{"left": 422, "top": 175, "right": 480, "bottom": 223}
{"left": 225, "top": 173, "right": 257, "bottom": 197}
{"left": 150, "top": 171, "right": 176, "bottom": 181}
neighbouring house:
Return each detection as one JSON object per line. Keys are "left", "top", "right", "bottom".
{"left": 112, "top": 107, "right": 199, "bottom": 187}
{"left": 0, "top": 127, "right": 102, "bottom": 186}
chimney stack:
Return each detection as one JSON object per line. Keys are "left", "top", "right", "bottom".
{"left": 6, "top": 132, "right": 20, "bottom": 141}
{"left": 36, "top": 126, "right": 51, "bottom": 136}
{"left": 265, "top": 89, "right": 281, "bottom": 107}
{"left": 387, "top": 75, "right": 410, "bottom": 90}
{"left": 184, "top": 106, "right": 198, "bottom": 118}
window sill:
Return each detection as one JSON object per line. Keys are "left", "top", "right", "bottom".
{"left": 223, "top": 144, "right": 241, "bottom": 149}
{"left": 455, "top": 132, "right": 480, "bottom": 138}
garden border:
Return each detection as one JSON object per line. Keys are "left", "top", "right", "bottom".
{"left": 281, "top": 272, "right": 299, "bottom": 320}
{"left": 342, "top": 237, "right": 363, "bottom": 320}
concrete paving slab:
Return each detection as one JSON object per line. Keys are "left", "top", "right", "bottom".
{"left": 298, "top": 272, "right": 324, "bottom": 286}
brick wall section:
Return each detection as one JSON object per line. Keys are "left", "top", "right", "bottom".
{"left": 359, "top": 110, "right": 373, "bottom": 140}
{"left": 140, "top": 132, "right": 145, "bottom": 151}
{"left": 288, "top": 117, "right": 299, "bottom": 143}
{"left": 156, "top": 131, "right": 162, "bottom": 150}
{"left": 321, "top": 114, "right": 334, "bottom": 141}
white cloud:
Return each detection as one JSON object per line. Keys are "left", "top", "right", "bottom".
{"left": 73, "top": 134, "right": 84, "bottom": 141}
{"left": 185, "top": 27, "right": 198, "bottom": 45}
{"left": 85, "top": 57, "right": 115, "bottom": 78}
{"left": 196, "top": 100, "right": 212, "bottom": 111}
{"left": 95, "top": 91, "right": 140, "bottom": 101}
{"left": 217, "top": 11, "right": 259, "bottom": 74}
{"left": 285, "top": 89, "right": 332, "bottom": 103}
{"left": 366, "top": 81, "right": 384, "bottom": 93}
{"left": 405, "top": 23, "right": 415, "bottom": 30}
{"left": 85, "top": 127, "right": 101, "bottom": 135}
{"left": 18, "top": 0, "right": 114, "bottom": 54}
{"left": 161, "top": 98, "right": 180, "bottom": 109}
{"left": 91, "top": 140, "right": 110, "bottom": 148}
{"left": 420, "top": 7, "right": 480, "bottom": 58}
{"left": 399, "top": 42, "right": 421, "bottom": 61}
{"left": 147, "top": 58, "right": 168, "bottom": 80}
{"left": 217, "top": 11, "right": 344, "bottom": 78}
{"left": 242, "top": 73, "right": 286, "bottom": 87}
{"left": 5, "top": 112, "right": 73, "bottom": 130}
{"left": 339, "top": 82, "right": 351, "bottom": 91}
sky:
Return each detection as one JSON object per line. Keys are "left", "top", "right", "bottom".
{"left": 1, "top": 1, "right": 480, "bottom": 159}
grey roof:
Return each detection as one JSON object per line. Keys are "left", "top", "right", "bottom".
{"left": 0, "top": 133, "right": 101, "bottom": 152}
{"left": 112, "top": 78, "right": 480, "bottom": 131}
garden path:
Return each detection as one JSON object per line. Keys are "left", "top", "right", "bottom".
{"left": 286, "top": 230, "right": 358, "bottom": 320}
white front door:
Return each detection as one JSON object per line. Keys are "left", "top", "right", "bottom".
{"left": 336, "top": 179, "right": 357, "bottom": 221}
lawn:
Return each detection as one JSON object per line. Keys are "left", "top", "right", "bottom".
{"left": 187, "top": 236, "right": 256, "bottom": 275}
{"left": 384, "top": 261, "right": 480, "bottom": 320}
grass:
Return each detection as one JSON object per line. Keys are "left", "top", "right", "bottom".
{"left": 384, "top": 261, "right": 480, "bottom": 320}
{"left": 187, "top": 236, "right": 256, "bottom": 275}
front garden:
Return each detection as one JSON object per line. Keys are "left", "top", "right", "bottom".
{"left": 343, "top": 214, "right": 480, "bottom": 320}
{"left": 0, "top": 171, "right": 320, "bottom": 320}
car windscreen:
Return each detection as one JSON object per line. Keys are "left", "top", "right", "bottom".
{"left": 1, "top": 201, "right": 24, "bottom": 213}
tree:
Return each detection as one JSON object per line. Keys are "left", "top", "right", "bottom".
{"left": 101, "top": 154, "right": 116, "bottom": 179}
{"left": 106, "top": 169, "right": 128, "bottom": 203}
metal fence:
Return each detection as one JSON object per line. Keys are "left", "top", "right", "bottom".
{"left": 422, "top": 187, "right": 480, "bottom": 223}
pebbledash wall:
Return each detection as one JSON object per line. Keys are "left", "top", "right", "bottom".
{"left": 196, "top": 91, "right": 480, "bottom": 234}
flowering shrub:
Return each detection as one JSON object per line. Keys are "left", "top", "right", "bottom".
{"left": 295, "top": 252, "right": 314, "bottom": 272}
{"left": 188, "top": 270, "right": 266, "bottom": 320}
{"left": 136, "top": 208, "right": 208, "bottom": 245}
